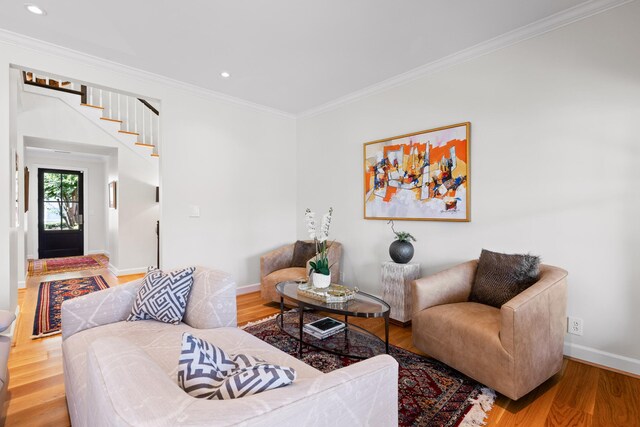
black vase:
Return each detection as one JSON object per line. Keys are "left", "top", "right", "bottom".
{"left": 389, "top": 240, "right": 414, "bottom": 264}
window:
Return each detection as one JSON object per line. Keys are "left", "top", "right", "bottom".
{"left": 43, "top": 171, "right": 81, "bottom": 231}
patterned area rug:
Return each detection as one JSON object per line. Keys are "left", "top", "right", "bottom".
{"left": 243, "top": 312, "right": 495, "bottom": 427}
{"left": 32, "top": 275, "right": 110, "bottom": 338}
{"left": 28, "top": 254, "right": 109, "bottom": 276}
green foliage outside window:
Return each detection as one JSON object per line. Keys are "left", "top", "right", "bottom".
{"left": 44, "top": 172, "right": 80, "bottom": 230}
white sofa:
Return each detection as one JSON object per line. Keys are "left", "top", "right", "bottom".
{"left": 61, "top": 267, "right": 399, "bottom": 427}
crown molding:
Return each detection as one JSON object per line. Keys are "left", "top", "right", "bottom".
{"left": 298, "top": 0, "right": 634, "bottom": 119}
{"left": 0, "top": 28, "right": 296, "bottom": 119}
{"left": 0, "top": 0, "right": 632, "bottom": 120}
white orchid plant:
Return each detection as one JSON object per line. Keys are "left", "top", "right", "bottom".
{"left": 304, "top": 207, "right": 333, "bottom": 276}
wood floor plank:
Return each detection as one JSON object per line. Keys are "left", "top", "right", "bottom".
{"left": 5, "top": 271, "right": 640, "bottom": 426}
{"left": 546, "top": 402, "right": 592, "bottom": 427}
{"left": 554, "top": 360, "right": 600, "bottom": 415}
{"left": 592, "top": 369, "right": 640, "bottom": 427}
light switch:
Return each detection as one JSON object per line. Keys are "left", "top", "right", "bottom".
{"left": 188, "top": 205, "right": 200, "bottom": 218}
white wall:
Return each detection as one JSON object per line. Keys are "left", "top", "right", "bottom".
{"left": 0, "top": 30, "right": 298, "bottom": 311}
{"left": 24, "top": 150, "right": 108, "bottom": 259}
{"left": 296, "top": 2, "right": 640, "bottom": 374}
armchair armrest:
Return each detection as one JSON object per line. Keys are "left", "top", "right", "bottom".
{"left": 500, "top": 265, "right": 568, "bottom": 356}
{"left": 87, "top": 337, "right": 398, "bottom": 426}
{"left": 411, "top": 260, "right": 477, "bottom": 315}
{"left": 61, "top": 279, "right": 143, "bottom": 341}
{"left": 260, "top": 244, "right": 295, "bottom": 279}
{"left": 0, "top": 310, "right": 16, "bottom": 334}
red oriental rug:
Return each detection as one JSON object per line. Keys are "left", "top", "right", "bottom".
{"left": 243, "top": 311, "right": 495, "bottom": 427}
{"left": 28, "top": 254, "right": 109, "bottom": 276}
{"left": 32, "top": 275, "right": 110, "bottom": 338}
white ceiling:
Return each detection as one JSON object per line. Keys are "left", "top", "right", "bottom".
{"left": 1, "top": 0, "right": 592, "bottom": 114}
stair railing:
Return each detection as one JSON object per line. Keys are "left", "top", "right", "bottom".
{"left": 22, "top": 70, "right": 160, "bottom": 158}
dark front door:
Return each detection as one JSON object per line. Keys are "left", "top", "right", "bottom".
{"left": 38, "top": 168, "right": 84, "bottom": 259}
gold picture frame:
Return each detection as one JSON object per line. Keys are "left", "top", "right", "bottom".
{"left": 363, "top": 122, "right": 470, "bottom": 222}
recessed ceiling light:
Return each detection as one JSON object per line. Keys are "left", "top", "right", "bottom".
{"left": 220, "top": 71, "right": 231, "bottom": 78}
{"left": 25, "top": 3, "right": 46, "bottom": 15}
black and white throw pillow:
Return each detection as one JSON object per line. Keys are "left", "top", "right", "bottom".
{"left": 127, "top": 266, "right": 196, "bottom": 325}
{"left": 177, "top": 333, "right": 296, "bottom": 400}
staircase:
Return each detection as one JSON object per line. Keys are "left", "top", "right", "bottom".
{"left": 22, "top": 71, "right": 160, "bottom": 159}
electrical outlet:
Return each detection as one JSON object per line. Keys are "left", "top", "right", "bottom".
{"left": 567, "top": 316, "right": 583, "bottom": 336}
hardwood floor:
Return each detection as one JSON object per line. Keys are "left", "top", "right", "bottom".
{"left": 3, "top": 271, "right": 640, "bottom": 426}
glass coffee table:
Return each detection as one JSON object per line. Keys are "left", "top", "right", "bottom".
{"left": 275, "top": 281, "right": 390, "bottom": 359}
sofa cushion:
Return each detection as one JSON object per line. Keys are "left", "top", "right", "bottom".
{"left": 178, "top": 333, "right": 296, "bottom": 400}
{"left": 469, "top": 249, "right": 540, "bottom": 308}
{"left": 128, "top": 267, "right": 196, "bottom": 324}
{"left": 290, "top": 241, "right": 316, "bottom": 268}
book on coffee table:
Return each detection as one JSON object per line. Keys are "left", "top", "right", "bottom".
{"left": 303, "top": 317, "right": 346, "bottom": 340}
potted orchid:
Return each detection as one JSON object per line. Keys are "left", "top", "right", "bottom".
{"left": 304, "top": 207, "right": 333, "bottom": 289}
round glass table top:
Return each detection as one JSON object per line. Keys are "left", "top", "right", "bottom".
{"left": 275, "top": 281, "right": 390, "bottom": 318}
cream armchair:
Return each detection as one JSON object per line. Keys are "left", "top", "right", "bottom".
{"left": 0, "top": 309, "right": 17, "bottom": 424}
{"left": 411, "top": 260, "right": 568, "bottom": 400}
{"left": 260, "top": 241, "right": 342, "bottom": 303}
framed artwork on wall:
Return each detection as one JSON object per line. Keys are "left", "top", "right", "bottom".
{"left": 109, "top": 181, "right": 117, "bottom": 209}
{"left": 363, "top": 122, "right": 470, "bottom": 221}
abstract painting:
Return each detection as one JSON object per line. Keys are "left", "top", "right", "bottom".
{"left": 364, "top": 122, "right": 470, "bottom": 221}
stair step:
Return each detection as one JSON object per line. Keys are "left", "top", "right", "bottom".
{"left": 80, "top": 103, "right": 104, "bottom": 110}
{"left": 151, "top": 153, "right": 160, "bottom": 158}
{"left": 135, "top": 142, "right": 155, "bottom": 148}
{"left": 100, "top": 117, "right": 123, "bottom": 123}
{"left": 118, "top": 130, "right": 140, "bottom": 136}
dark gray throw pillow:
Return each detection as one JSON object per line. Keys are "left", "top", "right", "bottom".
{"left": 290, "top": 240, "right": 317, "bottom": 268}
{"left": 469, "top": 249, "right": 540, "bottom": 308}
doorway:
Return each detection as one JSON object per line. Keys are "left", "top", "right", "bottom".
{"left": 37, "top": 168, "right": 84, "bottom": 258}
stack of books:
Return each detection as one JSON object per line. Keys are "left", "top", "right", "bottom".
{"left": 303, "top": 317, "right": 346, "bottom": 340}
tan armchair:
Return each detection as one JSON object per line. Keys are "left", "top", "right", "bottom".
{"left": 260, "top": 241, "right": 343, "bottom": 303}
{"left": 411, "top": 260, "right": 568, "bottom": 400}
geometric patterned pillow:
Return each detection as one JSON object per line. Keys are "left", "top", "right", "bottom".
{"left": 177, "top": 333, "right": 296, "bottom": 400}
{"left": 127, "top": 266, "right": 196, "bottom": 325}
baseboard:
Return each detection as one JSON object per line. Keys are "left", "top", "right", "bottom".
{"left": 18, "top": 280, "right": 26, "bottom": 289}
{"left": 87, "top": 249, "right": 110, "bottom": 256}
{"left": 108, "top": 264, "right": 148, "bottom": 277}
{"left": 108, "top": 263, "right": 119, "bottom": 277}
{"left": 237, "top": 283, "right": 260, "bottom": 295}
{"left": 564, "top": 342, "right": 640, "bottom": 376}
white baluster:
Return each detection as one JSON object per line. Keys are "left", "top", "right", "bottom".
{"left": 99, "top": 89, "right": 103, "bottom": 108}
{"left": 117, "top": 94, "right": 121, "bottom": 121}
{"left": 125, "top": 96, "right": 130, "bottom": 132}
{"left": 108, "top": 92, "right": 112, "bottom": 118}
{"left": 149, "top": 108, "right": 153, "bottom": 146}
{"left": 142, "top": 104, "right": 146, "bottom": 144}
{"left": 155, "top": 112, "right": 160, "bottom": 149}
{"left": 134, "top": 99, "right": 138, "bottom": 133}
{"left": 89, "top": 87, "right": 93, "bottom": 105}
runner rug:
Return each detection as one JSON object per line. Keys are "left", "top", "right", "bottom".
{"left": 243, "top": 311, "right": 495, "bottom": 427}
{"left": 28, "top": 254, "right": 109, "bottom": 276}
{"left": 32, "top": 275, "right": 110, "bottom": 338}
